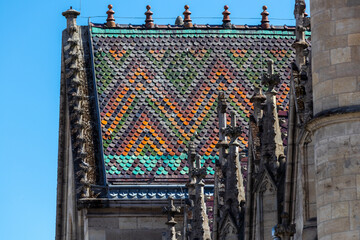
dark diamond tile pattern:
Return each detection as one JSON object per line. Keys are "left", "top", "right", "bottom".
{"left": 91, "top": 27, "right": 295, "bottom": 183}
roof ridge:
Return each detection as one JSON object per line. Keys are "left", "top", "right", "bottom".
{"left": 90, "top": 22, "right": 295, "bottom": 31}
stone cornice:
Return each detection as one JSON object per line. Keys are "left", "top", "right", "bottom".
{"left": 307, "top": 105, "right": 360, "bottom": 132}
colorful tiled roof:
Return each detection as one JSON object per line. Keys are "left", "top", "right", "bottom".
{"left": 91, "top": 25, "right": 298, "bottom": 184}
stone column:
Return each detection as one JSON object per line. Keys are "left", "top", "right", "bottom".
{"left": 310, "top": 0, "right": 360, "bottom": 239}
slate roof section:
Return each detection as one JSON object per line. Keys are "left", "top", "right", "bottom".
{"left": 90, "top": 25, "right": 299, "bottom": 184}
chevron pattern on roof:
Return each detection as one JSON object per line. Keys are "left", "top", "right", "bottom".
{"left": 91, "top": 27, "right": 295, "bottom": 183}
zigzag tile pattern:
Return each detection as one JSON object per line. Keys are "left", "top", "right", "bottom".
{"left": 91, "top": 27, "right": 295, "bottom": 183}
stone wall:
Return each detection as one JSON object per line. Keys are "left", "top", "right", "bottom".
{"left": 311, "top": 1, "right": 360, "bottom": 239}
{"left": 311, "top": 117, "right": 360, "bottom": 239}
{"left": 311, "top": 0, "right": 360, "bottom": 114}
{"left": 86, "top": 208, "right": 184, "bottom": 240}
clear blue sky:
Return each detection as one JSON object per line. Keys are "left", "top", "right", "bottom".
{"left": 0, "top": 0, "right": 309, "bottom": 239}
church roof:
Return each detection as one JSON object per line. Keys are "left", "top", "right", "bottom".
{"left": 90, "top": 24, "right": 297, "bottom": 185}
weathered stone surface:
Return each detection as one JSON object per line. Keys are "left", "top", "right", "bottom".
{"left": 88, "top": 229, "right": 106, "bottom": 240}
{"left": 330, "top": 47, "right": 351, "bottom": 65}
{"left": 333, "top": 77, "right": 357, "bottom": 94}
{"left": 348, "top": 33, "right": 360, "bottom": 46}
{"left": 332, "top": 230, "right": 360, "bottom": 240}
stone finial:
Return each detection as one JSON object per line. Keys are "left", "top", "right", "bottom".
{"left": 294, "top": 0, "right": 306, "bottom": 18}
{"left": 175, "top": 16, "right": 184, "bottom": 26}
{"left": 145, "top": 5, "right": 154, "bottom": 28}
{"left": 188, "top": 142, "right": 197, "bottom": 160}
{"left": 222, "top": 5, "right": 231, "bottom": 28}
{"left": 262, "top": 59, "right": 280, "bottom": 92}
{"left": 261, "top": 5, "right": 270, "bottom": 29}
{"left": 250, "top": 87, "right": 266, "bottom": 123}
{"left": 250, "top": 87, "right": 266, "bottom": 104}
{"left": 106, "top": 4, "right": 116, "bottom": 28}
{"left": 62, "top": 7, "right": 80, "bottom": 31}
{"left": 217, "top": 92, "right": 227, "bottom": 114}
{"left": 183, "top": 5, "right": 193, "bottom": 28}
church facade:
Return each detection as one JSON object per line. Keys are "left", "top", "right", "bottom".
{"left": 56, "top": 1, "right": 360, "bottom": 239}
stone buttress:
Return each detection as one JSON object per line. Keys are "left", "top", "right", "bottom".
{"left": 245, "top": 60, "right": 289, "bottom": 240}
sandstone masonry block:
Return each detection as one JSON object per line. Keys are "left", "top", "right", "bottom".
{"left": 313, "top": 72, "right": 320, "bottom": 85}
{"left": 332, "top": 202, "right": 349, "bottom": 218}
{"left": 89, "top": 229, "right": 106, "bottom": 240}
{"left": 317, "top": 178, "right": 333, "bottom": 195}
{"left": 323, "top": 217, "right": 350, "bottom": 235}
{"left": 339, "top": 188, "right": 357, "bottom": 201}
{"left": 88, "top": 217, "right": 119, "bottom": 229}
{"left": 323, "top": 190, "right": 341, "bottom": 205}
{"left": 313, "top": 49, "right": 330, "bottom": 70}
{"left": 319, "top": 65, "right": 337, "bottom": 81}
{"left": 336, "top": 18, "right": 360, "bottom": 35}
{"left": 331, "top": 230, "right": 359, "bottom": 240}
{"left": 333, "top": 175, "right": 356, "bottom": 189}
{"left": 335, "top": 62, "right": 360, "bottom": 78}
{"left": 119, "top": 217, "right": 138, "bottom": 229}
{"left": 349, "top": 201, "right": 360, "bottom": 230}
{"left": 356, "top": 175, "right": 360, "bottom": 199}
{"left": 331, "top": 47, "right": 351, "bottom": 65}
{"left": 346, "top": 121, "right": 360, "bottom": 134}
{"left": 348, "top": 33, "right": 360, "bottom": 46}
{"left": 324, "top": 35, "right": 348, "bottom": 50}
{"left": 314, "top": 80, "right": 333, "bottom": 102}
{"left": 333, "top": 6, "right": 360, "bottom": 20}
{"left": 348, "top": 0, "right": 360, "bottom": 6}
{"left": 319, "top": 235, "right": 331, "bottom": 240}
{"left": 319, "top": 204, "right": 332, "bottom": 222}
{"left": 333, "top": 77, "right": 357, "bottom": 94}
{"left": 339, "top": 92, "right": 360, "bottom": 106}
{"left": 321, "top": 95, "right": 339, "bottom": 111}
{"left": 350, "top": 46, "right": 360, "bottom": 62}
{"left": 312, "top": 9, "right": 331, "bottom": 25}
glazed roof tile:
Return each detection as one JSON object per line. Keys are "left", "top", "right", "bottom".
{"left": 90, "top": 24, "right": 300, "bottom": 184}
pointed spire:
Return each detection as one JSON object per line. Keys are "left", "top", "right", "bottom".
{"left": 293, "top": 0, "right": 309, "bottom": 67}
{"left": 163, "top": 196, "right": 181, "bottom": 240}
{"left": 260, "top": 60, "right": 285, "bottom": 174}
{"left": 261, "top": 5, "right": 270, "bottom": 29}
{"left": 222, "top": 5, "right": 231, "bottom": 28}
{"left": 145, "top": 5, "right": 154, "bottom": 28}
{"left": 216, "top": 106, "right": 246, "bottom": 239}
{"left": 186, "top": 142, "right": 211, "bottom": 240}
{"left": 217, "top": 92, "right": 228, "bottom": 142}
{"left": 183, "top": 5, "right": 193, "bottom": 28}
{"left": 251, "top": 87, "right": 266, "bottom": 124}
{"left": 106, "top": 4, "right": 116, "bottom": 28}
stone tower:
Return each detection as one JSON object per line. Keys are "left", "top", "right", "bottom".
{"left": 310, "top": 0, "right": 360, "bottom": 239}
